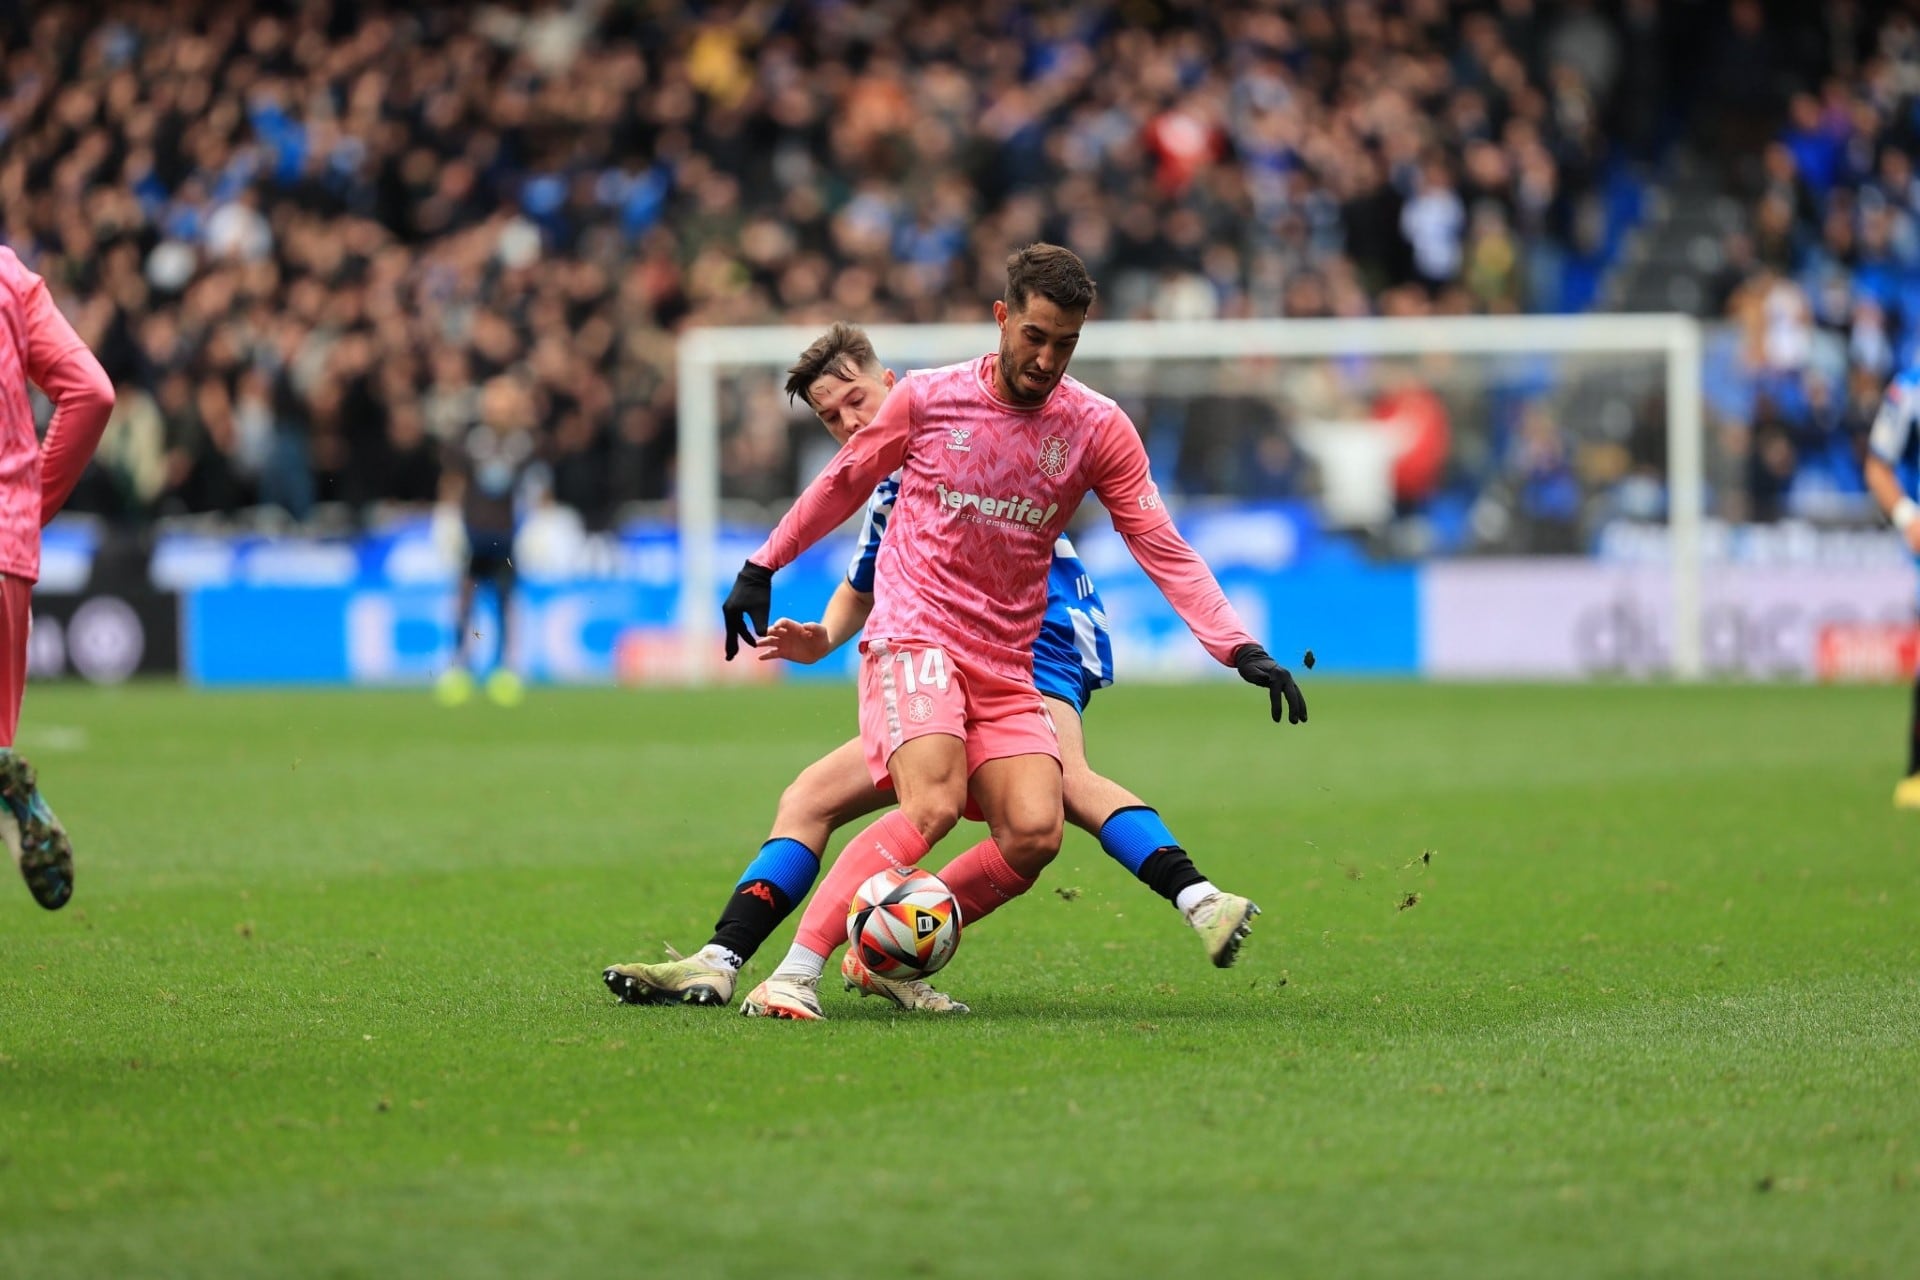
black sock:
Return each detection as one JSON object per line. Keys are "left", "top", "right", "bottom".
{"left": 709, "top": 881, "right": 795, "bottom": 964}
{"left": 1908, "top": 675, "right": 1920, "bottom": 776}
{"left": 1137, "top": 847, "right": 1207, "bottom": 906}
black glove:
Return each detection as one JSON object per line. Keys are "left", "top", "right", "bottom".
{"left": 722, "top": 560, "right": 773, "bottom": 660}
{"left": 1233, "top": 643, "right": 1307, "bottom": 725}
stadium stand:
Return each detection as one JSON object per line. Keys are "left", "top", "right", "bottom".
{"left": 4, "top": 0, "right": 1709, "bottom": 534}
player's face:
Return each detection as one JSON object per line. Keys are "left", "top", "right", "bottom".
{"left": 808, "top": 367, "right": 895, "bottom": 444}
{"left": 993, "top": 296, "right": 1085, "bottom": 405}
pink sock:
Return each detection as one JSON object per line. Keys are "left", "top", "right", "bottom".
{"left": 794, "top": 810, "right": 933, "bottom": 957}
{"left": 938, "top": 838, "right": 1037, "bottom": 927}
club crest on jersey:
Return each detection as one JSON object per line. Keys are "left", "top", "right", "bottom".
{"left": 947, "top": 428, "right": 972, "bottom": 452}
{"left": 1037, "top": 436, "right": 1071, "bottom": 477}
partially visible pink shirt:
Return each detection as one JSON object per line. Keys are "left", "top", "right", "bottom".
{"left": 755, "top": 353, "right": 1254, "bottom": 680}
{"left": 0, "top": 246, "right": 114, "bottom": 582}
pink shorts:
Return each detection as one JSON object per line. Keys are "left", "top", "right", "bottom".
{"left": 858, "top": 639, "right": 1059, "bottom": 791}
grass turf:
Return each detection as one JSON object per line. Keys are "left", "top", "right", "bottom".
{"left": 1, "top": 680, "right": 1916, "bottom": 1279}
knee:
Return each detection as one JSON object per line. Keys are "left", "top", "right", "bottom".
{"left": 898, "top": 795, "right": 962, "bottom": 847}
{"left": 995, "top": 811, "right": 1063, "bottom": 878}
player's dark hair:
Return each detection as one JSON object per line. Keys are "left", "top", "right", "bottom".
{"left": 785, "top": 323, "right": 883, "bottom": 408}
{"left": 1004, "top": 243, "right": 1097, "bottom": 315}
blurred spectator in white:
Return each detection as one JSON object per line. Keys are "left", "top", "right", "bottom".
{"left": 1402, "top": 159, "right": 1467, "bottom": 292}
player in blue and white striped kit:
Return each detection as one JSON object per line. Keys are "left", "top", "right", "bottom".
{"left": 1865, "top": 364, "right": 1920, "bottom": 809}
{"left": 605, "top": 323, "right": 1258, "bottom": 1013}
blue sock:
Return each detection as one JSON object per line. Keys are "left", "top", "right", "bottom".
{"left": 709, "top": 837, "right": 821, "bottom": 963}
{"left": 735, "top": 837, "right": 820, "bottom": 903}
{"left": 1098, "top": 807, "right": 1179, "bottom": 877}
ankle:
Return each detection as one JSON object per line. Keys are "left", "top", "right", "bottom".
{"left": 771, "top": 943, "right": 827, "bottom": 984}
{"left": 696, "top": 944, "right": 744, "bottom": 972}
{"left": 1177, "top": 881, "right": 1221, "bottom": 917}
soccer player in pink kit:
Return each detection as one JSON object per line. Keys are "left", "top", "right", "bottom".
{"left": 720, "top": 245, "right": 1306, "bottom": 1019}
{"left": 603, "top": 323, "right": 1261, "bottom": 1016}
{"left": 0, "top": 246, "right": 115, "bottom": 910}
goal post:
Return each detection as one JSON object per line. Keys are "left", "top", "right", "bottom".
{"left": 676, "top": 313, "right": 1707, "bottom": 683}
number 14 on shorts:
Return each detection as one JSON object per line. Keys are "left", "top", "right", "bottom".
{"left": 894, "top": 647, "right": 950, "bottom": 694}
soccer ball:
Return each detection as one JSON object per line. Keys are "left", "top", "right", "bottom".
{"left": 846, "top": 867, "right": 962, "bottom": 980}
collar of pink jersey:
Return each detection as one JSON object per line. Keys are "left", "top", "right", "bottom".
{"left": 974, "top": 353, "right": 1055, "bottom": 414}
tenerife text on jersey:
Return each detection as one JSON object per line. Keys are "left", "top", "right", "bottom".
{"left": 934, "top": 483, "right": 1059, "bottom": 530}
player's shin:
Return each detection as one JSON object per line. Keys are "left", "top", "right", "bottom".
{"left": 709, "top": 837, "right": 821, "bottom": 967}
{"left": 788, "top": 810, "right": 931, "bottom": 961}
{"left": 1097, "top": 806, "right": 1217, "bottom": 912}
{"left": 938, "top": 838, "right": 1038, "bottom": 925}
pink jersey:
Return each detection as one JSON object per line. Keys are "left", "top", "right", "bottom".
{"left": 0, "top": 246, "right": 114, "bottom": 582}
{"left": 755, "top": 353, "right": 1255, "bottom": 679}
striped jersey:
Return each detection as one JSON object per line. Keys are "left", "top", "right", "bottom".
{"left": 1869, "top": 366, "right": 1920, "bottom": 503}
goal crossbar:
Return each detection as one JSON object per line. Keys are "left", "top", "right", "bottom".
{"left": 676, "top": 313, "right": 1706, "bottom": 680}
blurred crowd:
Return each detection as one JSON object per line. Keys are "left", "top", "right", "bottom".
{"left": 2, "top": 0, "right": 1672, "bottom": 532}
{"left": 1705, "top": 0, "right": 1920, "bottom": 523}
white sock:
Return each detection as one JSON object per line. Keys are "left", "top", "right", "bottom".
{"left": 697, "top": 944, "right": 744, "bottom": 972}
{"left": 771, "top": 943, "right": 826, "bottom": 983}
{"left": 1176, "top": 881, "right": 1219, "bottom": 916}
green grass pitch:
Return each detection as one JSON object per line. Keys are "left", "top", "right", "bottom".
{"left": 1, "top": 680, "right": 1916, "bottom": 1278}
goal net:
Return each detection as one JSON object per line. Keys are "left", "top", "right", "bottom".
{"left": 674, "top": 314, "right": 1708, "bottom": 683}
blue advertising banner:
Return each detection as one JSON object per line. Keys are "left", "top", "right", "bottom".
{"left": 176, "top": 503, "right": 1420, "bottom": 686}
{"left": 186, "top": 582, "right": 679, "bottom": 685}
{"left": 183, "top": 562, "right": 1417, "bottom": 686}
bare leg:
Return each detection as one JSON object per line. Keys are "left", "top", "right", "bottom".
{"left": 767, "top": 739, "right": 892, "bottom": 854}
{"left": 968, "top": 752, "right": 1064, "bottom": 879}
{"left": 936, "top": 752, "right": 1061, "bottom": 926}
{"left": 1049, "top": 695, "right": 1146, "bottom": 835}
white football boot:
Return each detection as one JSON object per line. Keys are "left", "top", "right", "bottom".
{"left": 841, "top": 949, "right": 970, "bottom": 1013}
{"left": 1184, "top": 891, "right": 1261, "bottom": 967}
{"left": 603, "top": 944, "right": 737, "bottom": 1007}
{"left": 740, "top": 972, "right": 826, "bottom": 1020}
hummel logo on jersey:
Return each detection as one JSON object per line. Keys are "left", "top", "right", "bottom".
{"left": 1038, "top": 435, "right": 1071, "bottom": 477}
{"left": 947, "top": 428, "right": 972, "bottom": 452}
{"left": 936, "top": 483, "right": 1059, "bottom": 529}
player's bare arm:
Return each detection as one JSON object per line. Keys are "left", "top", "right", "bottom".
{"left": 1865, "top": 454, "right": 1920, "bottom": 555}
{"left": 756, "top": 581, "right": 875, "bottom": 665}
{"left": 723, "top": 380, "right": 915, "bottom": 658}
